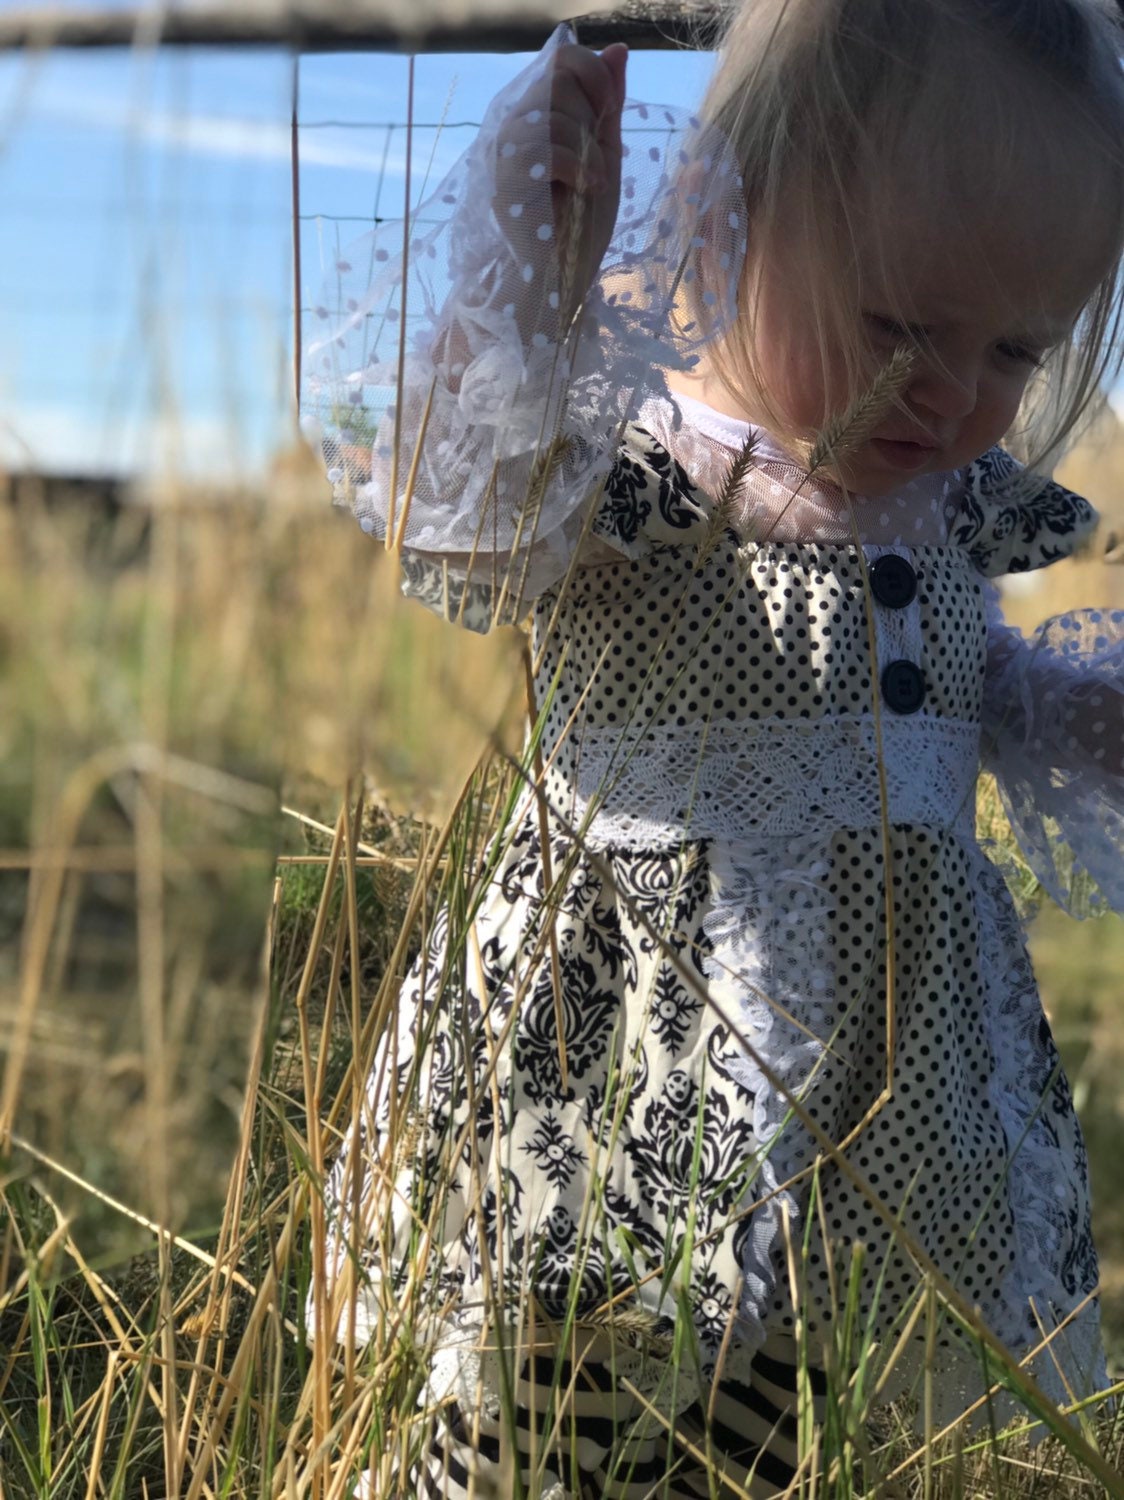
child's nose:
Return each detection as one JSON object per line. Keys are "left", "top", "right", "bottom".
{"left": 908, "top": 354, "right": 979, "bottom": 421}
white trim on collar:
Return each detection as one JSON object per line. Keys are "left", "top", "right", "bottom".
{"left": 663, "top": 389, "right": 797, "bottom": 468}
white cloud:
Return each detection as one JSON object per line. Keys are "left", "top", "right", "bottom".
{"left": 24, "top": 80, "right": 416, "bottom": 173}
{"left": 0, "top": 399, "right": 271, "bottom": 480}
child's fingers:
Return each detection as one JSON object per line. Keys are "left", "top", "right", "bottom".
{"left": 497, "top": 90, "right": 588, "bottom": 172}
{"left": 547, "top": 143, "right": 611, "bottom": 193}
{"left": 492, "top": 41, "right": 624, "bottom": 300}
{"left": 507, "top": 67, "right": 615, "bottom": 150}
{"left": 550, "top": 43, "right": 625, "bottom": 128}
{"left": 599, "top": 42, "right": 628, "bottom": 112}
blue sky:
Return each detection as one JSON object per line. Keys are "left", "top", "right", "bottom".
{"left": 0, "top": 23, "right": 713, "bottom": 477}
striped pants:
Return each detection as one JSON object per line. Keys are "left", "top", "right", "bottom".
{"left": 416, "top": 1331, "right": 824, "bottom": 1500}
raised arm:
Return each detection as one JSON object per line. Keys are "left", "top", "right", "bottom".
{"left": 302, "top": 26, "right": 747, "bottom": 630}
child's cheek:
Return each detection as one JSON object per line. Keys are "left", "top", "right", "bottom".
{"left": 949, "top": 375, "right": 1033, "bottom": 471}
{"left": 774, "top": 342, "right": 834, "bottom": 436}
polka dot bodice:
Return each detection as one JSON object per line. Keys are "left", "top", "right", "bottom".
{"left": 540, "top": 539, "right": 989, "bottom": 739}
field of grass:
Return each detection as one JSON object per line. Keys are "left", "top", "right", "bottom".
{"left": 2, "top": 466, "right": 1124, "bottom": 1498}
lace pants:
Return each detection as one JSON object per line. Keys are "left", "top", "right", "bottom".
{"left": 414, "top": 1331, "right": 823, "bottom": 1500}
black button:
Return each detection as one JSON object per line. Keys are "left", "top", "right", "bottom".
{"left": 869, "top": 554, "right": 917, "bottom": 609}
{"left": 881, "top": 660, "right": 926, "bottom": 714}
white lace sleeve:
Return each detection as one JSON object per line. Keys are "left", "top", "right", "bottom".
{"left": 302, "top": 25, "right": 746, "bottom": 629}
{"left": 981, "top": 582, "right": 1124, "bottom": 914}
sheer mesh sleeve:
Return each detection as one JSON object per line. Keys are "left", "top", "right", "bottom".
{"left": 981, "top": 583, "right": 1124, "bottom": 915}
{"left": 302, "top": 25, "right": 746, "bottom": 629}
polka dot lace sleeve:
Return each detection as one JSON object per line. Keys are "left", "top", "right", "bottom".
{"left": 302, "top": 25, "right": 747, "bottom": 629}
{"left": 981, "top": 583, "right": 1124, "bottom": 915}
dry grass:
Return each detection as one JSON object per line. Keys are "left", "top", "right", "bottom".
{"left": 0, "top": 450, "right": 1122, "bottom": 1499}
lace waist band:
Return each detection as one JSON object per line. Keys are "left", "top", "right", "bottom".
{"left": 551, "top": 714, "right": 981, "bottom": 848}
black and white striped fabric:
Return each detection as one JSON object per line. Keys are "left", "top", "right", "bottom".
{"left": 415, "top": 1331, "right": 824, "bottom": 1500}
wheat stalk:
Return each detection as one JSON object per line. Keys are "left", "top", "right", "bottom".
{"left": 805, "top": 344, "right": 917, "bottom": 477}
{"left": 575, "top": 1304, "right": 675, "bottom": 1355}
{"left": 557, "top": 126, "right": 595, "bottom": 334}
{"left": 696, "top": 429, "right": 759, "bottom": 568}
{"left": 526, "top": 431, "right": 574, "bottom": 505}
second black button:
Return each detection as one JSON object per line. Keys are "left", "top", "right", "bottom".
{"left": 881, "top": 660, "right": 926, "bottom": 714}
{"left": 870, "top": 554, "right": 918, "bottom": 609}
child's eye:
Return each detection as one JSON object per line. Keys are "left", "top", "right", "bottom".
{"left": 863, "top": 312, "right": 926, "bottom": 345}
{"left": 995, "top": 341, "right": 1046, "bottom": 370}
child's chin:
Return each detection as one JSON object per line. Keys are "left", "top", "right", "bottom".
{"left": 831, "top": 451, "right": 940, "bottom": 498}
{"left": 813, "top": 463, "right": 897, "bottom": 499}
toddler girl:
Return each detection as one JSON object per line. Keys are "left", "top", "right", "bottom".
{"left": 306, "top": 1, "right": 1124, "bottom": 1494}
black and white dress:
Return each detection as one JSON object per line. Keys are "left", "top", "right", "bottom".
{"left": 303, "top": 26, "right": 1122, "bottom": 1452}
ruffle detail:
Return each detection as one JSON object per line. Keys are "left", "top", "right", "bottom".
{"left": 952, "top": 447, "right": 1099, "bottom": 578}
{"left": 590, "top": 424, "right": 708, "bottom": 557}
{"left": 981, "top": 592, "right": 1124, "bottom": 915}
{"left": 971, "top": 853, "right": 1106, "bottom": 1423}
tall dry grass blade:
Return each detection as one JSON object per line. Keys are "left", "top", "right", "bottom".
{"left": 82, "top": 1351, "right": 118, "bottom": 1500}
{"left": 923, "top": 1277, "right": 938, "bottom": 1500}
{"left": 392, "top": 375, "right": 437, "bottom": 554}
{"left": 494, "top": 429, "right": 572, "bottom": 627}
{"left": 28, "top": 1182, "right": 181, "bottom": 1484}
{"left": 5, "top": 1132, "right": 258, "bottom": 1293}
{"left": 805, "top": 344, "right": 916, "bottom": 476}
{"left": 179, "top": 900, "right": 277, "bottom": 1477}
{"left": 183, "top": 1205, "right": 303, "bottom": 1500}
{"left": 452, "top": 460, "right": 499, "bottom": 628}
{"left": 292, "top": 800, "right": 347, "bottom": 1500}
{"left": 386, "top": 55, "right": 415, "bottom": 549}
{"left": 342, "top": 783, "right": 366, "bottom": 1408}
{"left": 697, "top": 429, "right": 759, "bottom": 567}
{"left": 290, "top": 56, "right": 302, "bottom": 413}
{"left": 557, "top": 124, "right": 595, "bottom": 332}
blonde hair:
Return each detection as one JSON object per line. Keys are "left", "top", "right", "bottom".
{"left": 694, "top": 0, "right": 1124, "bottom": 469}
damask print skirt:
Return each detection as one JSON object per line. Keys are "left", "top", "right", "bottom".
{"left": 315, "top": 801, "right": 1103, "bottom": 1432}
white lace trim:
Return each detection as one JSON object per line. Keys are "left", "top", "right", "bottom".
{"left": 558, "top": 713, "right": 980, "bottom": 849}
{"left": 971, "top": 853, "right": 1108, "bottom": 1421}
{"left": 636, "top": 394, "right": 964, "bottom": 547}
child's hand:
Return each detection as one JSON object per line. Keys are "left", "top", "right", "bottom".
{"left": 495, "top": 42, "right": 627, "bottom": 321}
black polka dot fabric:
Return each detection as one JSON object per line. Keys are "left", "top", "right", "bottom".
{"left": 320, "top": 426, "right": 1106, "bottom": 1432}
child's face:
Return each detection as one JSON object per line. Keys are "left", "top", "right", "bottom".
{"left": 746, "top": 178, "right": 1117, "bottom": 495}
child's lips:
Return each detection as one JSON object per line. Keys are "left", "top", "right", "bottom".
{"left": 869, "top": 436, "right": 940, "bottom": 471}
